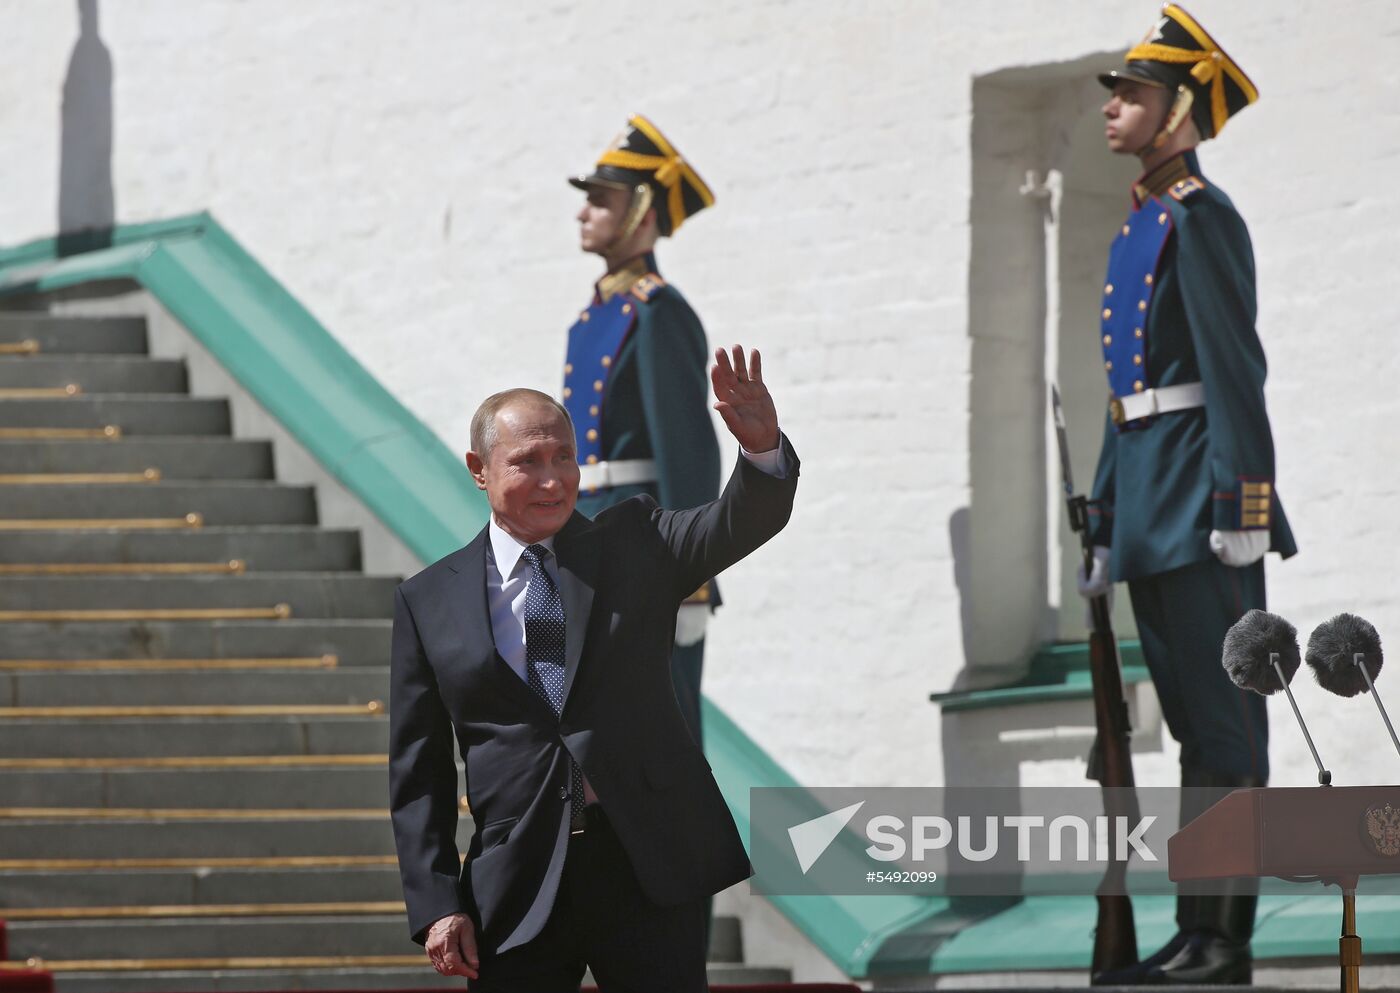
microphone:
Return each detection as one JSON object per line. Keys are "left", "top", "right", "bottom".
{"left": 1222, "top": 610, "right": 1332, "bottom": 785}
{"left": 1306, "top": 613, "right": 1400, "bottom": 761}
{"left": 1222, "top": 609, "right": 1300, "bottom": 693}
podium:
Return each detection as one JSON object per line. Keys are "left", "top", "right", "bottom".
{"left": 1169, "top": 785, "right": 1400, "bottom": 993}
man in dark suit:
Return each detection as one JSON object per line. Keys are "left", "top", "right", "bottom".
{"left": 389, "top": 346, "right": 795, "bottom": 992}
{"left": 1080, "top": 5, "right": 1297, "bottom": 985}
{"left": 564, "top": 114, "right": 721, "bottom": 747}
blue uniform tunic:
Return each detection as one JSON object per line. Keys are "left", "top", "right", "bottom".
{"left": 1088, "top": 151, "right": 1297, "bottom": 779}
{"left": 562, "top": 253, "right": 719, "bottom": 744}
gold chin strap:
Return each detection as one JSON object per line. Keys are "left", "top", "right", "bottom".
{"left": 1147, "top": 84, "right": 1195, "bottom": 151}
{"left": 612, "top": 184, "right": 654, "bottom": 247}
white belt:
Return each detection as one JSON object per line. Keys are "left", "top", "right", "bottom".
{"left": 1111, "top": 382, "right": 1205, "bottom": 425}
{"left": 578, "top": 459, "right": 656, "bottom": 490}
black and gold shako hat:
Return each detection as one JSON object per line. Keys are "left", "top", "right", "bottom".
{"left": 1098, "top": 3, "right": 1258, "bottom": 140}
{"left": 569, "top": 115, "right": 715, "bottom": 236}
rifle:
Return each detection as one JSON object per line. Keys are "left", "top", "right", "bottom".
{"left": 1050, "top": 385, "right": 1141, "bottom": 978}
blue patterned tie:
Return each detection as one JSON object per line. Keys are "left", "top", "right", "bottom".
{"left": 520, "top": 544, "right": 586, "bottom": 825}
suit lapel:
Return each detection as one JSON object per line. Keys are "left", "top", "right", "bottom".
{"left": 553, "top": 512, "right": 598, "bottom": 708}
{"left": 444, "top": 530, "right": 554, "bottom": 720}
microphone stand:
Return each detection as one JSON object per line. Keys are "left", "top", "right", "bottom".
{"left": 1352, "top": 653, "right": 1400, "bottom": 760}
{"left": 1272, "top": 652, "right": 1332, "bottom": 786}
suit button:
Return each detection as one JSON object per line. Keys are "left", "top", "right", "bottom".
{"left": 564, "top": 363, "right": 573, "bottom": 374}
{"left": 601, "top": 355, "right": 612, "bottom": 368}
{"left": 1103, "top": 335, "right": 1112, "bottom": 346}
{"left": 1133, "top": 354, "right": 1143, "bottom": 366}
{"left": 594, "top": 380, "right": 604, "bottom": 392}
{"left": 586, "top": 454, "right": 599, "bottom": 465}
{"left": 558, "top": 787, "right": 568, "bottom": 800}
{"left": 1105, "top": 360, "right": 1113, "bottom": 371}
{"left": 1104, "top": 283, "right": 1114, "bottom": 295}
{"left": 586, "top": 429, "right": 598, "bottom": 441}
{"left": 1102, "top": 308, "right": 1112, "bottom": 319}
{"left": 562, "top": 387, "right": 572, "bottom": 399}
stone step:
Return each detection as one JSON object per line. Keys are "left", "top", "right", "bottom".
{"left": 0, "top": 356, "right": 186, "bottom": 393}
{"left": 10, "top": 961, "right": 786, "bottom": 992}
{"left": 0, "top": 813, "right": 402, "bottom": 860}
{"left": 7, "top": 914, "right": 421, "bottom": 964}
{"left": 0, "top": 527, "right": 362, "bottom": 571}
{"left": 1, "top": 667, "right": 388, "bottom": 707}
{"left": 0, "top": 574, "right": 398, "bottom": 618}
{"left": 0, "top": 865, "right": 404, "bottom": 909}
{"left": 48, "top": 966, "right": 461, "bottom": 992}
{"left": 0, "top": 315, "right": 146, "bottom": 354}
{"left": 0, "top": 714, "right": 388, "bottom": 759}
{"left": 0, "top": 396, "right": 229, "bottom": 435}
{"left": 0, "top": 438, "right": 274, "bottom": 478}
{"left": 708, "top": 913, "right": 743, "bottom": 963}
{"left": 0, "top": 482, "right": 316, "bottom": 526}
{"left": 0, "top": 619, "right": 391, "bottom": 664}
{"left": 0, "top": 762, "right": 389, "bottom": 809}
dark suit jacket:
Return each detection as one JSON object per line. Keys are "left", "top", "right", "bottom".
{"left": 388, "top": 440, "right": 798, "bottom": 951}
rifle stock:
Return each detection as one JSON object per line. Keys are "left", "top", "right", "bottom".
{"left": 1073, "top": 500, "right": 1142, "bottom": 976}
{"left": 1051, "top": 388, "right": 1142, "bottom": 976}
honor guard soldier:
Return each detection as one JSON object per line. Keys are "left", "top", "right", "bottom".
{"left": 564, "top": 115, "right": 720, "bottom": 746}
{"left": 1080, "top": 6, "right": 1297, "bottom": 985}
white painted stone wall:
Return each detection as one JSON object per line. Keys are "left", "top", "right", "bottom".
{"left": 3, "top": 0, "right": 1400, "bottom": 976}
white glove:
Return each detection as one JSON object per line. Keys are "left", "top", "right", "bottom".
{"left": 1076, "top": 545, "right": 1113, "bottom": 626}
{"left": 1076, "top": 545, "right": 1112, "bottom": 600}
{"left": 675, "top": 603, "right": 709, "bottom": 647}
{"left": 1210, "top": 529, "right": 1269, "bottom": 567}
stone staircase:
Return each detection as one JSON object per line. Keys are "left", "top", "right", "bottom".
{"left": 0, "top": 307, "right": 789, "bottom": 991}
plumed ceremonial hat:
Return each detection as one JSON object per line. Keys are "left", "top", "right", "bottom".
{"left": 1098, "top": 3, "right": 1258, "bottom": 140}
{"left": 569, "top": 115, "right": 714, "bottom": 236}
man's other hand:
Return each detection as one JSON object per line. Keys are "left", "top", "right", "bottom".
{"left": 712, "top": 345, "right": 779, "bottom": 454}
{"left": 425, "top": 912, "right": 479, "bottom": 979}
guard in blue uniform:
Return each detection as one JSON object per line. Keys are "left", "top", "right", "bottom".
{"left": 563, "top": 115, "right": 720, "bottom": 746}
{"left": 1080, "top": 6, "right": 1297, "bottom": 985}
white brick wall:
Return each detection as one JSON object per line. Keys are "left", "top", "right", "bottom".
{"left": 3, "top": 2, "right": 1400, "bottom": 962}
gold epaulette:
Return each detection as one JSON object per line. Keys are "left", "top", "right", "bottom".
{"left": 1167, "top": 176, "right": 1207, "bottom": 202}
{"left": 630, "top": 273, "right": 667, "bottom": 303}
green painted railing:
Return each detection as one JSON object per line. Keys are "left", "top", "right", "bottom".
{"left": 4, "top": 215, "right": 1389, "bottom": 977}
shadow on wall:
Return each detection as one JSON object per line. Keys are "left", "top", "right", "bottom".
{"left": 58, "top": 0, "right": 114, "bottom": 256}
{"left": 940, "top": 505, "right": 1024, "bottom": 790}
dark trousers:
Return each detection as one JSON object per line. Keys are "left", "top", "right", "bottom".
{"left": 470, "top": 808, "right": 707, "bottom": 993}
{"left": 1127, "top": 556, "right": 1269, "bottom": 780}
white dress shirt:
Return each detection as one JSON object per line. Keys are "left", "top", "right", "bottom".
{"left": 485, "top": 525, "right": 556, "bottom": 684}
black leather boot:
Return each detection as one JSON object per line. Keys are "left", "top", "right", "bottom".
{"left": 1092, "top": 767, "right": 1262, "bottom": 986}
{"left": 1091, "top": 926, "right": 1187, "bottom": 986}
{"left": 1142, "top": 768, "right": 1263, "bottom": 986}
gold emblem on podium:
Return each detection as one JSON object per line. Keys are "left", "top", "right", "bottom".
{"left": 1364, "top": 803, "right": 1400, "bottom": 857}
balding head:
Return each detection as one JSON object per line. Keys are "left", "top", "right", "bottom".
{"left": 466, "top": 389, "right": 580, "bottom": 543}
{"left": 470, "top": 389, "right": 574, "bottom": 459}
